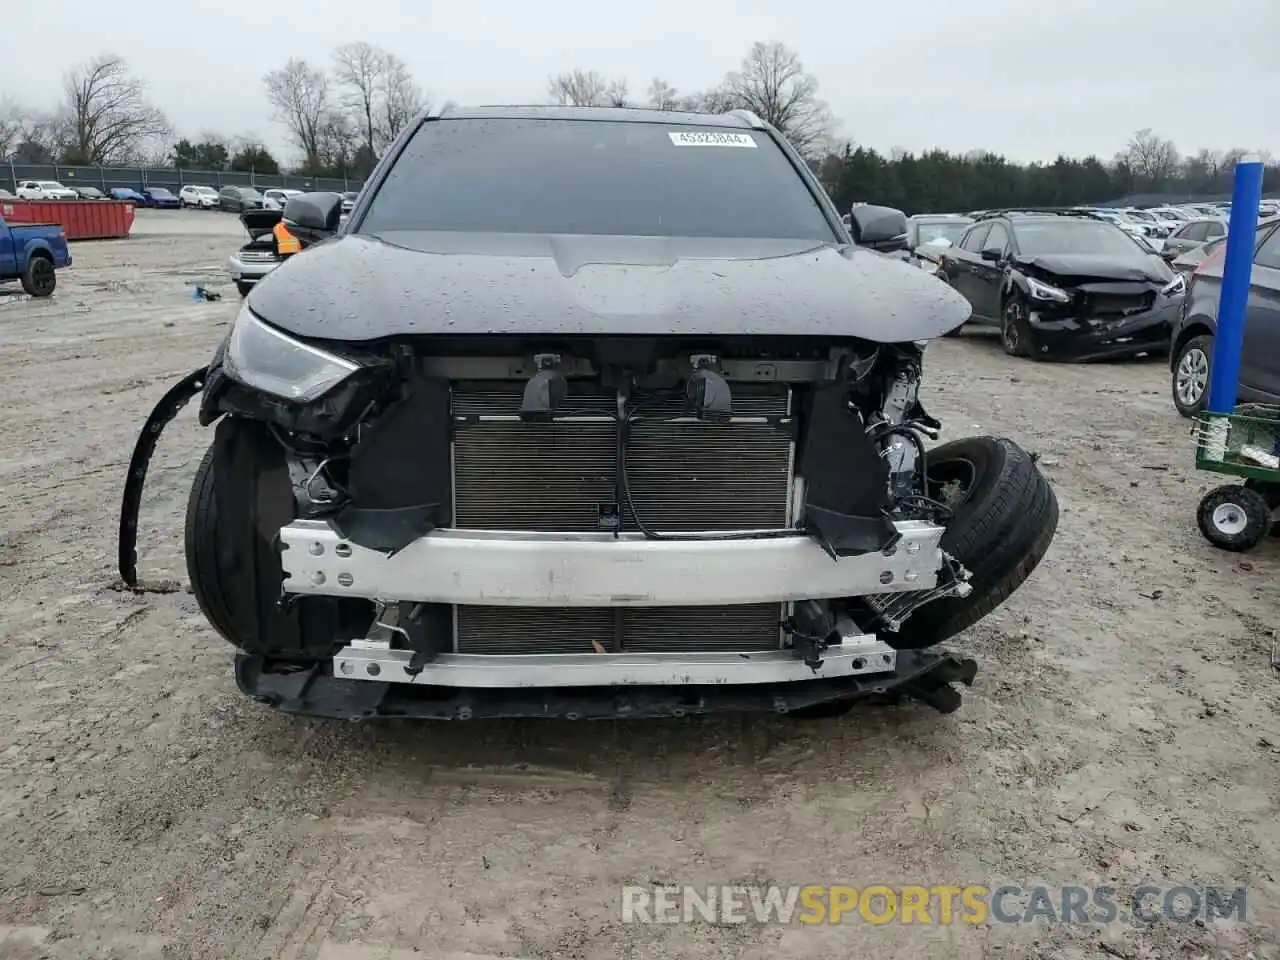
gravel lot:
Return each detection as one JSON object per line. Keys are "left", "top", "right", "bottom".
{"left": 1, "top": 209, "right": 1278, "bottom": 960}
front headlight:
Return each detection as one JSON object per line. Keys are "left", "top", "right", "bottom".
{"left": 223, "top": 303, "right": 360, "bottom": 402}
{"left": 1161, "top": 274, "right": 1186, "bottom": 297}
{"left": 1025, "top": 276, "right": 1072, "bottom": 303}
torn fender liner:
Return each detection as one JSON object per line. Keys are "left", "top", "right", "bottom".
{"left": 797, "top": 381, "right": 897, "bottom": 556}
{"left": 330, "top": 504, "right": 439, "bottom": 554}
{"left": 234, "top": 650, "right": 980, "bottom": 721}
{"left": 211, "top": 417, "right": 344, "bottom": 656}
{"left": 119, "top": 366, "right": 209, "bottom": 589}
{"left": 343, "top": 372, "right": 453, "bottom": 522}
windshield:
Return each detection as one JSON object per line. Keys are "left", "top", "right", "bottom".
{"left": 242, "top": 189, "right": 263, "bottom": 199}
{"left": 39, "top": 181, "right": 66, "bottom": 189}
{"left": 359, "top": 117, "right": 837, "bottom": 241}
{"left": 914, "top": 221, "right": 970, "bottom": 246}
{"left": 194, "top": 187, "right": 216, "bottom": 195}
{"left": 1124, "top": 210, "right": 1155, "bottom": 223}
{"left": 1014, "top": 220, "right": 1151, "bottom": 257}
{"left": 150, "top": 188, "right": 173, "bottom": 196}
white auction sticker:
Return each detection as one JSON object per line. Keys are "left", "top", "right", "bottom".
{"left": 668, "top": 131, "right": 757, "bottom": 148}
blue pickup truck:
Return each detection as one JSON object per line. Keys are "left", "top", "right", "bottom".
{"left": 0, "top": 214, "right": 72, "bottom": 297}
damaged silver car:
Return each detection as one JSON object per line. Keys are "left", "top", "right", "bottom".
{"left": 119, "top": 106, "right": 1058, "bottom": 721}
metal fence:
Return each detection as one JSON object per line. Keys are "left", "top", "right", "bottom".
{"left": 4, "top": 160, "right": 360, "bottom": 195}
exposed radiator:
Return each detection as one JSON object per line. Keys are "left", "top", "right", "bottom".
{"left": 450, "top": 380, "right": 794, "bottom": 655}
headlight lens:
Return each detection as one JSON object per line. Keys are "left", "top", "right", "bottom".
{"left": 223, "top": 303, "right": 360, "bottom": 402}
{"left": 1025, "top": 277, "right": 1072, "bottom": 303}
{"left": 1161, "top": 274, "right": 1186, "bottom": 297}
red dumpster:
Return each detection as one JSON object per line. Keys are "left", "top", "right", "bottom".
{"left": 0, "top": 199, "right": 135, "bottom": 240}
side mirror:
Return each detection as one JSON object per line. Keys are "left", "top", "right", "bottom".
{"left": 849, "top": 204, "right": 909, "bottom": 253}
{"left": 282, "top": 192, "right": 342, "bottom": 245}
{"left": 980, "top": 247, "right": 1004, "bottom": 262}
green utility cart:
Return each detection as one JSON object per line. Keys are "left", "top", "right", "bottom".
{"left": 1195, "top": 403, "right": 1280, "bottom": 551}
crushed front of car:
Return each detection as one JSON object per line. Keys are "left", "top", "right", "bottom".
{"left": 119, "top": 107, "right": 1058, "bottom": 721}
{"left": 1018, "top": 269, "right": 1185, "bottom": 361}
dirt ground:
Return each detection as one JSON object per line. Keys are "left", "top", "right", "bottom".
{"left": 0, "top": 209, "right": 1277, "bottom": 960}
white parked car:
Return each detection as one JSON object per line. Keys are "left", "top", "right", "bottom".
{"left": 16, "top": 180, "right": 79, "bottom": 200}
{"left": 179, "top": 185, "right": 220, "bottom": 208}
{"left": 262, "top": 188, "right": 302, "bottom": 210}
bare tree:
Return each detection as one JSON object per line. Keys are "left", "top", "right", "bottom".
{"left": 676, "top": 87, "right": 738, "bottom": 115}
{"left": 333, "top": 42, "right": 383, "bottom": 162}
{"left": 0, "top": 100, "right": 23, "bottom": 158}
{"left": 547, "top": 70, "right": 609, "bottom": 106}
{"left": 721, "top": 41, "right": 832, "bottom": 157}
{"left": 332, "top": 44, "right": 425, "bottom": 159}
{"left": 58, "top": 56, "right": 171, "bottom": 164}
{"left": 264, "top": 59, "right": 331, "bottom": 171}
{"left": 1120, "top": 128, "right": 1181, "bottom": 185}
{"left": 647, "top": 78, "right": 679, "bottom": 111}
{"left": 318, "top": 109, "right": 360, "bottom": 174}
{"left": 377, "top": 53, "right": 424, "bottom": 149}
{"left": 605, "top": 79, "right": 630, "bottom": 107}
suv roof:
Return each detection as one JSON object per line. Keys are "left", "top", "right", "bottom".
{"left": 424, "top": 104, "right": 767, "bottom": 130}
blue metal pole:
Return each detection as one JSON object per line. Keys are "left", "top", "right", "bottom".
{"left": 1206, "top": 158, "right": 1265, "bottom": 413}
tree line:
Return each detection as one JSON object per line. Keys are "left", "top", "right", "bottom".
{"left": 0, "top": 44, "right": 424, "bottom": 179}
{"left": 3, "top": 43, "right": 1277, "bottom": 208}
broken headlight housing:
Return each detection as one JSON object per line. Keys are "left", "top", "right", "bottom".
{"left": 223, "top": 303, "right": 360, "bottom": 402}
{"left": 1025, "top": 276, "right": 1072, "bottom": 304}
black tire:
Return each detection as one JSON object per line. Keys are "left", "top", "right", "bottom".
{"left": 1000, "top": 295, "right": 1033, "bottom": 358}
{"left": 21, "top": 254, "right": 56, "bottom": 297}
{"left": 236, "top": 281, "right": 253, "bottom": 298}
{"left": 1197, "top": 484, "right": 1270, "bottom": 551}
{"left": 1172, "top": 334, "right": 1212, "bottom": 418}
{"left": 885, "top": 437, "right": 1058, "bottom": 650}
{"left": 184, "top": 446, "right": 239, "bottom": 644}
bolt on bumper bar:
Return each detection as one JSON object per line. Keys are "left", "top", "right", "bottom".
{"left": 278, "top": 520, "right": 946, "bottom": 607}
{"left": 335, "top": 637, "right": 899, "bottom": 688}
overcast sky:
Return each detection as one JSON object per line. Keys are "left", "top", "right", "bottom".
{"left": 5, "top": 0, "right": 1276, "bottom": 164}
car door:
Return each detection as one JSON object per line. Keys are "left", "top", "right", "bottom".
{"left": 0, "top": 217, "right": 15, "bottom": 275}
{"left": 970, "top": 221, "right": 1011, "bottom": 321}
{"left": 944, "top": 222, "right": 992, "bottom": 320}
{"left": 1238, "top": 225, "right": 1280, "bottom": 401}
{"left": 1166, "top": 221, "right": 1207, "bottom": 257}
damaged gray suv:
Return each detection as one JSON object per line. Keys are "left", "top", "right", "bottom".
{"left": 119, "top": 106, "right": 1058, "bottom": 721}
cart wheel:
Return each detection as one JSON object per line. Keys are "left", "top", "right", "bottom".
{"left": 1197, "top": 484, "right": 1271, "bottom": 551}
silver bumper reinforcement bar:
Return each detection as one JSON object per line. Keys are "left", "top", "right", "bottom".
{"left": 278, "top": 520, "right": 946, "bottom": 607}
{"left": 334, "top": 640, "right": 898, "bottom": 688}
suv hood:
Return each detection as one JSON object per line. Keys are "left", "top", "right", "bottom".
{"left": 1013, "top": 253, "right": 1173, "bottom": 285}
{"left": 247, "top": 233, "right": 971, "bottom": 343}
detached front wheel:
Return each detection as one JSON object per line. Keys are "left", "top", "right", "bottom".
{"left": 885, "top": 436, "right": 1059, "bottom": 650}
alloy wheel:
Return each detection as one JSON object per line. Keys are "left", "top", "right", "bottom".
{"left": 1175, "top": 347, "right": 1209, "bottom": 408}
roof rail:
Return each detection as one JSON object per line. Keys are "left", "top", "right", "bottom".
{"left": 973, "top": 207, "right": 1106, "bottom": 222}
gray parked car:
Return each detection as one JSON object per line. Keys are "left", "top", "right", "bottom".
{"left": 1169, "top": 215, "right": 1280, "bottom": 416}
{"left": 1160, "top": 217, "right": 1228, "bottom": 261}
{"left": 219, "top": 186, "right": 266, "bottom": 213}
{"left": 120, "top": 105, "right": 1058, "bottom": 722}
